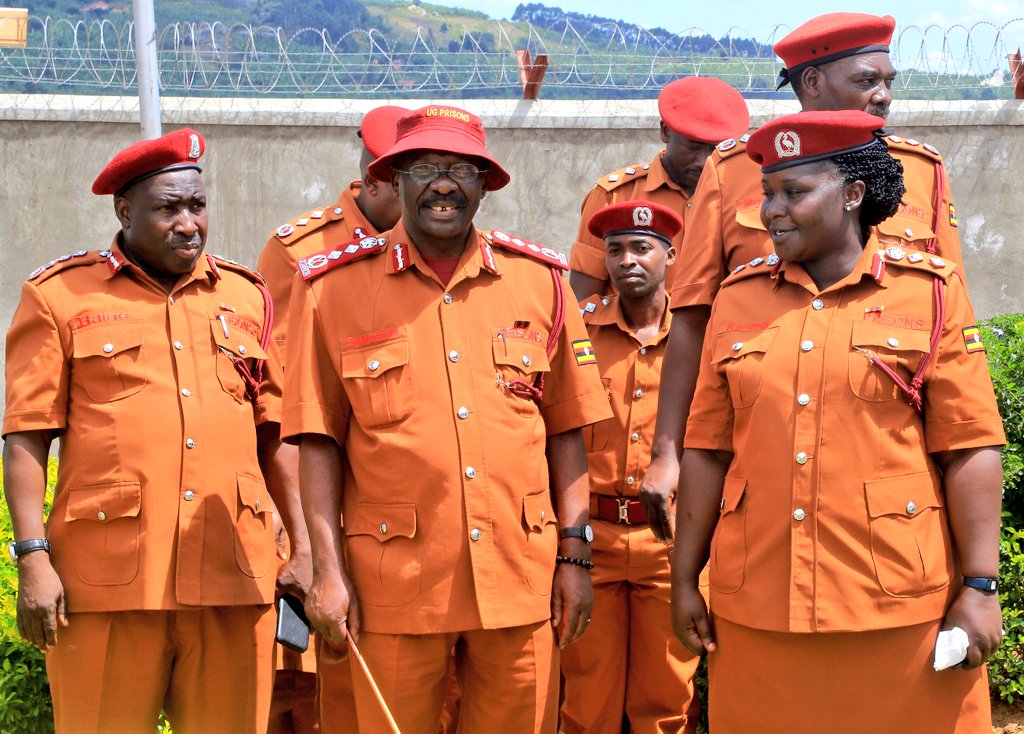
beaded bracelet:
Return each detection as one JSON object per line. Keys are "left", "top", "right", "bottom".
{"left": 556, "top": 555, "right": 594, "bottom": 570}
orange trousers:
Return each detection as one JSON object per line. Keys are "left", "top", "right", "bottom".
{"left": 321, "top": 621, "right": 557, "bottom": 734}
{"left": 560, "top": 519, "right": 702, "bottom": 734}
{"left": 46, "top": 605, "right": 274, "bottom": 734}
{"left": 269, "top": 641, "right": 319, "bottom": 734}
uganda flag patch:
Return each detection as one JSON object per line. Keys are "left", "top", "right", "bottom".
{"left": 949, "top": 203, "right": 958, "bottom": 228}
{"left": 962, "top": 325, "right": 985, "bottom": 354}
{"left": 572, "top": 338, "right": 597, "bottom": 365}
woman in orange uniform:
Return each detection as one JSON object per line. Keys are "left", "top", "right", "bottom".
{"left": 671, "top": 110, "right": 1006, "bottom": 733}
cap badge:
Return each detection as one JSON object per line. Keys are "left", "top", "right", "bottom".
{"left": 187, "top": 133, "right": 201, "bottom": 160}
{"left": 774, "top": 130, "right": 801, "bottom": 159}
{"left": 633, "top": 206, "right": 653, "bottom": 227}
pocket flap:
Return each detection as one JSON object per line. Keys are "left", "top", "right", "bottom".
{"left": 711, "top": 327, "right": 778, "bottom": 365}
{"left": 876, "top": 213, "right": 936, "bottom": 244}
{"left": 851, "top": 321, "right": 930, "bottom": 353}
{"left": 523, "top": 491, "right": 556, "bottom": 532}
{"left": 865, "top": 472, "right": 942, "bottom": 519}
{"left": 347, "top": 502, "right": 417, "bottom": 541}
{"left": 72, "top": 320, "right": 144, "bottom": 358}
{"left": 720, "top": 477, "right": 747, "bottom": 515}
{"left": 65, "top": 481, "right": 142, "bottom": 522}
{"left": 211, "top": 318, "right": 269, "bottom": 360}
{"left": 493, "top": 331, "right": 551, "bottom": 375}
{"left": 734, "top": 203, "right": 767, "bottom": 231}
{"left": 237, "top": 473, "right": 270, "bottom": 514}
{"left": 341, "top": 336, "right": 410, "bottom": 379}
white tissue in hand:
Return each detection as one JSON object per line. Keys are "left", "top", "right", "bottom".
{"left": 934, "top": 627, "right": 969, "bottom": 671}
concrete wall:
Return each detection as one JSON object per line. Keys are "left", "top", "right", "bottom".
{"left": 2, "top": 95, "right": 1022, "bottom": 415}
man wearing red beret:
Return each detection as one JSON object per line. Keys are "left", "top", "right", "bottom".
{"left": 560, "top": 201, "right": 705, "bottom": 734}
{"left": 567, "top": 76, "right": 750, "bottom": 303}
{"left": 641, "top": 11, "right": 972, "bottom": 546}
{"left": 3, "top": 128, "right": 300, "bottom": 733}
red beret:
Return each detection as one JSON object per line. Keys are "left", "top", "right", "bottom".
{"left": 658, "top": 77, "right": 750, "bottom": 144}
{"left": 774, "top": 13, "right": 896, "bottom": 88}
{"left": 746, "top": 110, "right": 886, "bottom": 172}
{"left": 358, "top": 105, "right": 408, "bottom": 160}
{"left": 92, "top": 128, "right": 205, "bottom": 196}
{"left": 588, "top": 200, "right": 683, "bottom": 246}
{"left": 368, "top": 105, "right": 510, "bottom": 191}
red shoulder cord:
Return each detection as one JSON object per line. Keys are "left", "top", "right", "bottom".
{"left": 506, "top": 268, "right": 566, "bottom": 404}
{"left": 925, "top": 162, "right": 944, "bottom": 255}
{"left": 227, "top": 280, "right": 275, "bottom": 401}
{"left": 861, "top": 276, "right": 946, "bottom": 414}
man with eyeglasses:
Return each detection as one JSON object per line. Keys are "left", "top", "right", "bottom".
{"left": 281, "top": 105, "right": 611, "bottom": 733}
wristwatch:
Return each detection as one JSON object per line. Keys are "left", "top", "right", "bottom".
{"left": 962, "top": 576, "right": 999, "bottom": 593}
{"left": 559, "top": 525, "right": 594, "bottom": 544}
{"left": 8, "top": 538, "right": 51, "bottom": 561}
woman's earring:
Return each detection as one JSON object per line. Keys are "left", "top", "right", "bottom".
{"left": 844, "top": 203, "right": 852, "bottom": 211}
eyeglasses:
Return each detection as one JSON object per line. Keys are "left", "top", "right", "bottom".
{"left": 395, "top": 163, "right": 487, "bottom": 184}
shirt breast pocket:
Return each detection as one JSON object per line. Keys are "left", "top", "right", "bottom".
{"left": 848, "top": 321, "right": 930, "bottom": 402}
{"left": 711, "top": 328, "right": 778, "bottom": 408}
{"left": 492, "top": 331, "right": 551, "bottom": 417}
{"left": 734, "top": 202, "right": 767, "bottom": 233}
{"left": 211, "top": 317, "right": 269, "bottom": 404}
{"left": 70, "top": 320, "right": 148, "bottom": 402}
{"left": 876, "top": 213, "right": 936, "bottom": 253}
{"left": 341, "top": 335, "right": 413, "bottom": 429}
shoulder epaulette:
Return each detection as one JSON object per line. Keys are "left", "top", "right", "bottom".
{"left": 713, "top": 133, "right": 750, "bottom": 162}
{"left": 876, "top": 245, "right": 957, "bottom": 281}
{"left": 595, "top": 163, "right": 648, "bottom": 192}
{"left": 270, "top": 205, "right": 346, "bottom": 246}
{"left": 883, "top": 134, "right": 943, "bottom": 162}
{"left": 297, "top": 236, "right": 389, "bottom": 281}
{"left": 720, "top": 252, "right": 778, "bottom": 287}
{"left": 579, "top": 294, "right": 609, "bottom": 322}
{"left": 27, "top": 250, "right": 104, "bottom": 283}
{"left": 485, "top": 230, "right": 569, "bottom": 270}
{"left": 208, "top": 254, "right": 268, "bottom": 286}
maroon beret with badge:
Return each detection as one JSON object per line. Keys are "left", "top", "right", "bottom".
{"left": 358, "top": 105, "right": 408, "bottom": 160}
{"left": 92, "top": 127, "right": 205, "bottom": 196}
{"left": 746, "top": 110, "right": 886, "bottom": 172}
{"left": 774, "top": 13, "right": 896, "bottom": 88}
{"left": 588, "top": 200, "right": 683, "bottom": 247}
{"left": 658, "top": 77, "right": 750, "bottom": 144}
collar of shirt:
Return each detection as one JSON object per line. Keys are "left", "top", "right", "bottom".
{"left": 772, "top": 233, "right": 888, "bottom": 295}
{"left": 642, "top": 151, "right": 686, "bottom": 196}
{"left": 588, "top": 292, "right": 672, "bottom": 347}
{"left": 384, "top": 221, "right": 502, "bottom": 285}
{"left": 107, "top": 233, "right": 219, "bottom": 292}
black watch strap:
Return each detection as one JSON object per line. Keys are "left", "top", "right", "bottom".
{"left": 962, "top": 576, "right": 998, "bottom": 593}
{"left": 559, "top": 525, "right": 594, "bottom": 544}
{"left": 9, "top": 538, "right": 51, "bottom": 561}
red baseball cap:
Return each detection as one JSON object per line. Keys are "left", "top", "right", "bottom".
{"left": 588, "top": 200, "right": 683, "bottom": 246}
{"left": 658, "top": 77, "right": 750, "bottom": 144}
{"left": 774, "top": 13, "right": 896, "bottom": 88}
{"left": 368, "top": 105, "right": 510, "bottom": 191}
{"left": 746, "top": 110, "right": 886, "bottom": 172}
{"left": 93, "top": 128, "right": 205, "bottom": 196}
{"left": 358, "top": 105, "right": 408, "bottom": 160}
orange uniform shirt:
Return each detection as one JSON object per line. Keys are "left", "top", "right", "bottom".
{"left": 257, "top": 182, "right": 377, "bottom": 352}
{"left": 685, "top": 238, "right": 1005, "bottom": 634}
{"left": 671, "top": 135, "right": 965, "bottom": 310}
{"left": 4, "top": 241, "right": 283, "bottom": 612}
{"left": 569, "top": 153, "right": 690, "bottom": 291}
{"left": 581, "top": 294, "right": 671, "bottom": 498}
{"left": 282, "top": 222, "right": 611, "bottom": 635}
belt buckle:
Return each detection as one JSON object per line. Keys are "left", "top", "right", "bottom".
{"left": 616, "top": 498, "right": 632, "bottom": 525}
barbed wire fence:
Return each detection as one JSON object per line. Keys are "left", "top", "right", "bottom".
{"left": 1, "top": 15, "right": 1022, "bottom": 98}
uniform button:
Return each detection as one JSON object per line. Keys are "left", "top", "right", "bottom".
{"left": 812, "top": 299, "right": 824, "bottom": 310}
{"left": 174, "top": 341, "right": 183, "bottom": 350}
{"left": 333, "top": 207, "right": 343, "bottom": 215}
{"left": 522, "top": 355, "right": 532, "bottom": 367}
{"left": 449, "top": 350, "right": 460, "bottom": 362}
{"left": 631, "top": 432, "right": 640, "bottom": 443}
{"left": 470, "top": 528, "right": 481, "bottom": 541}
{"left": 905, "top": 227, "right": 914, "bottom": 238}
{"left": 626, "top": 476, "right": 635, "bottom": 485}
{"left": 97, "top": 511, "right": 107, "bottom": 521}
{"left": 368, "top": 359, "right": 380, "bottom": 371}
{"left": 181, "top": 388, "right": 191, "bottom": 397}
{"left": 793, "top": 508, "right": 806, "bottom": 521}
{"left": 795, "top": 452, "right": 808, "bottom": 465}
{"left": 457, "top": 407, "right": 470, "bottom": 419}
{"left": 255, "top": 498, "right": 261, "bottom": 510}
{"left": 239, "top": 344, "right": 247, "bottom": 355}
{"left": 103, "top": 343, "right": 114, "bottom": 353}
{"left": 169, "top": 295, "right": 175, "bottom": 304}
{"left": 465, "top": 466, "right": 476, "bottom": 479}
{"left": 732, "top": 342, "right": 744, "bottom": 351}
{"left": 887, "top": 337, "right": 900, "bottom": 348}
{"left": 444, "top": 293, "right": 453, "bottom": 304}
{"left": 639, "top": 347, "right": 647, "bottom": 356}
{"left": 634, "top": 388, "right": 644, "bottom": 399}
{"left": 379, "top": 522, "right": 388, "bottom": 535}
{"left": 797, "top": 394, "right": 811, "bottom": 406}
{"left": 906, "top": 501, "right": 917, "bottom": 515}
{"left": 185, "top": 438, "right": 195, "bottom": 449}
{"left": 184, "top": 490, "right": 195, "bottom": 501}
{"left": 801, "top": 340, "right": 814, "bottom": 352}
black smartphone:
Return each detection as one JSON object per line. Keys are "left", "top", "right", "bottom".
{"left": 275, "top": 593, "right": 311, "bottom": 653}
